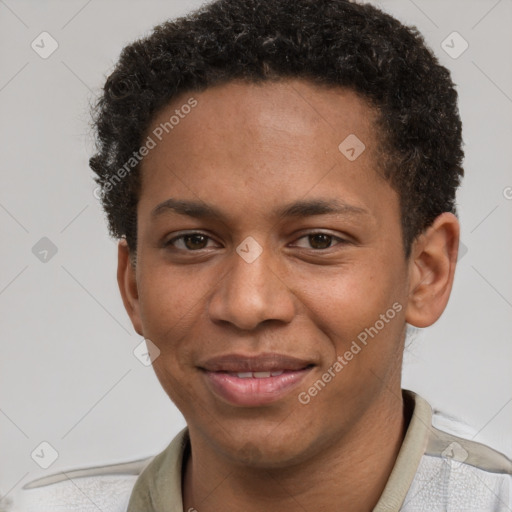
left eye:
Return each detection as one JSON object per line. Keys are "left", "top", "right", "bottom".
{"left": 167, "top": 233, "right": 217, "bottom": 250}
{"left": 293, "top": 233, "right": 344, "bottom": 250}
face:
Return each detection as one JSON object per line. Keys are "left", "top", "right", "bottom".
{"left": 122, "top": 79, "right": 414, "bottom": 468}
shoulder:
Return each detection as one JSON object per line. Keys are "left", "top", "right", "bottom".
{"left": 18, "top": 456, "right": 154, "bottom": 512}
{"left": 17, "top": 429, "right": 189, "bottom": 512}
{"left": 404, "top": 407, "right": 512, "bottom": 511}
{"left": 125, "top": 427, "right": 189, "bottom": 511}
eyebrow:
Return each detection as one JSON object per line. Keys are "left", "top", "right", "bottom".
{"left": 150, "top": 198, "right": 369, "bottom": 221}
{"left": 151, "top": 199, "right": 220, "bottom": 219}
{"left": 276, "top": 199, "right": 368, "bottom": 219}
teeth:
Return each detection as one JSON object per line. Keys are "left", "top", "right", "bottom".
{"left": 253, "top": 371, "right": 271, "bottom": 378}
{"left": 234, "top": 371, "right": 284, "bottom": 378}
{"left": 236, "top": 372, "right": 253, "bottom": 379}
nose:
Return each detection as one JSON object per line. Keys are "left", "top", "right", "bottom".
{"left": 208, "top": 245, "right": 296, "bottom": 331}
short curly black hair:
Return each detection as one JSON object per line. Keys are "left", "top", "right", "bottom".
{"left": 89, "top": 0, "right": 464, "bottom": 259}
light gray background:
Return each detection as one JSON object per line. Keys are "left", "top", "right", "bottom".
{"left": 1, "top": 0, "right": 511, "bottom": 508}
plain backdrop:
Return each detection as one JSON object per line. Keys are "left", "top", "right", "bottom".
{"left": 1, "top": 0, "right": 511, "bottom": 507}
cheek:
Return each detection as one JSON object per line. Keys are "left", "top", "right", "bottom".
{"left": 139, "top": 266, "right": 205, "bottom": 407}
{"left": 290, "top": 259, "right": 408, "bottom": 394}
{"left": 139, "top": 255, "right": 214, "bottom": 313}
{"left": 296, "top": 267, "right": 407, "bottom": 411}
{"left": 136, "top": 264, "right": 211, "bottom": 357}
{"left": 291, "top": 259, "right": 403, "bottom": 339}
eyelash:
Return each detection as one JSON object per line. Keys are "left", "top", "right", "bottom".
{"left": 164, "top": 231, "right": 348, "bottom": 251}
{"left": 165, "top": 232, "right": 219, "bottom": 251}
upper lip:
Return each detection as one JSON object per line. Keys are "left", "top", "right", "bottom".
{"left": 199, "top": 353, "right": 314, "bottom": 372}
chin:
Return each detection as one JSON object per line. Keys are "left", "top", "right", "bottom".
{"left": 203, "top": 420, "right": 317, "bottom": 469}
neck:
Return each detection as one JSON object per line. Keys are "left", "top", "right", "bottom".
{"left": 183, "top": 389, "right": 408, "bottom": 512}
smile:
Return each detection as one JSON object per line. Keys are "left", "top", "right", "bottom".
{"left": 202, "top": 369, "right": 313, "bottom": 406}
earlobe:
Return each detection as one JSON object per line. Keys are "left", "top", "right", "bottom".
{"left": 117, "top": 239, "right": 144, "bottom": 336}
{"left": 405, "top": 212, "right": 460, "bottom": 328}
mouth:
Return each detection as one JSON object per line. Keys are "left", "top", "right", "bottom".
{"left": 198, "top": 353, "right": 315, "bottom": 407}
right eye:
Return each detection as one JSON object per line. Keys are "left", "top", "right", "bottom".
{"left": 165, "top": 232, "right": 220, "bottom": 251}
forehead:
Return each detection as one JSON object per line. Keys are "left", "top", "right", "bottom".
{"left": 179, "top": 78, "right": 374, "bottom": 130}
{"left": 144, "top": 78, "right": 379, "bottom": 157}
{"left": 138, "top": 79, "right": 394, "bottom": 226}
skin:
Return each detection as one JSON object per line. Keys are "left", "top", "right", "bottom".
{"left": 117, "top": 79, "right": 460, "bottom": 512}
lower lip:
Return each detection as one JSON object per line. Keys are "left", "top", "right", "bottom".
{"left": 202, "top": 368, "right": 312, "bottom": 407}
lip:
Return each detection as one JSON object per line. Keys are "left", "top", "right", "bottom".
{"left": 199, "top": 352, "right": 313, "bottom": 372}
{"left": 199, "top": 352, "right": 314, "bottom": 406}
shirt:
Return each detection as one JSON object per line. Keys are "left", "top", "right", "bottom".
{"left": 19, "top": 389, "right": 512, "bottom": 511}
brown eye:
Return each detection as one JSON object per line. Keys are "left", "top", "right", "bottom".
{"left": 166, "top": 232, "right": 216, "bottom": 251}
{"left": 308, "top": 233, "right": 333, "bottom": 249}
{"left": 183, "top": 234, "right": 209, "bottom": 250}
{"left": 291, "top": 232, "right": 346, "bottom": 250}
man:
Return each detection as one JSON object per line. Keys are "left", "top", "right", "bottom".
{"left": 20, "top": 0, "right": 512, "bottom": 510}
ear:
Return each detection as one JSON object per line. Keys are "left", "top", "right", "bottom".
{"left": 405, "top": 212, "right": 460, "bottom": 328}
{"left": 117, "top": 239, "right": 143, "bottom": 336}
